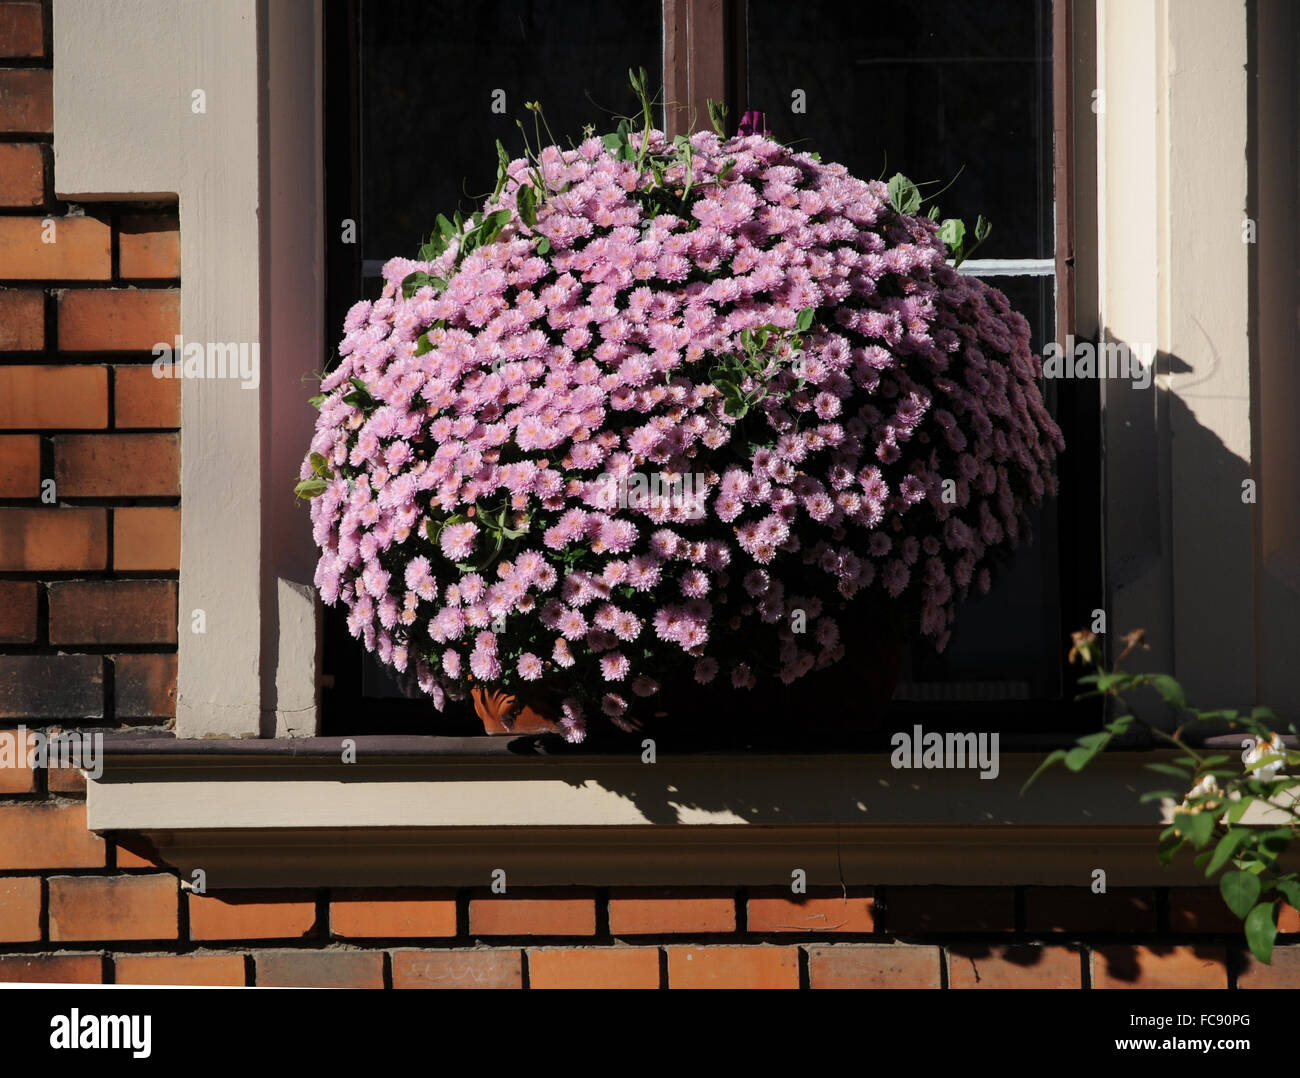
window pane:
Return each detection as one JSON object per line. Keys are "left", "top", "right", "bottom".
{"left": 359, "top": 0, "right": 664, "bottom": 263}
{"left": 745, "top": 0, "right": 1054, "bottom": 258}
{"left": 896, "top": 273, "right": 1062, "bottom": 700}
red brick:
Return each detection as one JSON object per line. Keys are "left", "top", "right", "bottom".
{"left": 0, "top": 655, "right": 104, "bottom": 719}
{"left": 1237, "top": 946, "right": 1300, "bottom": 988}
{"left": 1169, "top": 888, "right": 1244, "bottom": 933}
{"left": 48, "top": 762, "right": 86, "bottom": 793}
{"left": 1024, "top": 887, "right": 1156, "bottom": 933}
{"left": 331, "top": 890, "right": 457, "bottom": 938}
{"left": 949, "top": 945, "right": 1081, "bottom": 988}
{"left": 529, "top": 948, "right": 660, "bottom": 989}
{"left": 115, "top": 953, "right": 246, "bottom": 987}
{"left": 54, "top": 433, "right": 178, "bottom": 496}
{"left": 0, "top": 954, "right": 101, "bottom": 983}
{"left": 119, "top": 217, "right": 180, "bottom": 279}
{"left": 49, "top": 874, "right": 177, "bottom": 941}
{"left": 393, "top": 949, "right": 522, "bottom": 989}
{"left": 0, "top": 217, "right": 110, "bottom": 280}
{"left": 58, "top": 289, "right": 179, "bottom": 351}
{"left": 0, "top": 289, "right": 43, "bottom": 349}
{"left": 748, "top": 888, "right": 875, "bottom": 933}
{"left": 0, "top": 3, "right": 44, "bottom": 58}
{"left": 0, "top": 434, "right": 40, "bottom": 496}
{"left": 0, "top": 804, "right": 104, "bottom": 869}
{"left": 113, "top": 507, "right": 180, "bottom": 570}
{"left": 469, "top": 889, "right": 596, "bottom": 936}
{"left": 0, "top": 876, "right": 40, "bottom": 942}
{"left": 0, "top": 726, "right": 36, "bottom": 791}
{"left": 807, "top": 944, "right": 941, "bottom": 989}
{"left": 48, "top": 579, "right": 177, "bottom": 645}
{"left": 0, "top": 365, "right": 107, "bottom": 429}
{"left": 1093, "top": 945, "right": 1229, "bottom": 989}
{"left": 0, "top": 69, "right": 51, "bottom": 134}
{"left": 0, "top": 143, "right": 41, "bottom": 206}
{"left": 885, "top": 887, "right": 1015, "bottom": 934}
{"left": 0, "top": 580, "right": 38, "bottom": 642}
{"left": 115, "top": 840, "right": 163, "bottom": 869}
{"left": 189, "top": 891, "right": 317, "bottom": 940}
{"left": 114, "top": 365, "right": 180, "bottom": 428}
{"left": 608, "top": 887, "right": 735, "bottom": 935}
{"left": 0, "top": 509, "right": 107, "bottom": 570}
{"left": 667, "top": 946, "right": 800, "bottom": 989}
{"left": 113, "top": 654, "right": 177, "bottom": 719}
{"left": 255, "top": 950, "right": 383, "bottom": 988}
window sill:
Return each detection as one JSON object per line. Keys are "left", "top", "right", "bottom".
{"left": 84, "top": 733, "right": 1234, "bottom": 889}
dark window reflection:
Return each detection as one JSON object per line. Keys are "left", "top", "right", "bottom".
{"left": 902, "top": 273, "right": 1061, "bottom": 699}
{"left": 746, "top": 0, "right": 1054, "bottom": 259}
{"left": 360, "top": 0, "right": 663, "bottom": 262}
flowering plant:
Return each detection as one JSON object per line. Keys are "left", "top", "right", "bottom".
{"left": 298, "top": 80, "right": 1063, "bottom": 741}
{"left": 1027, "top": 629, "right": 1300, "bottom": 965}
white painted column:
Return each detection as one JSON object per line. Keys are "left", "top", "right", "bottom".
{"left": 54, "top": 0, "right": 322, "bottom": 736}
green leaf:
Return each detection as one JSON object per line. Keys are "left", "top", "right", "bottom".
{"left": 1094, "top": 671, "right": 1132, "bottom": 692}
{"left": 1244, "top": 901, "right": 1278, "bottom": 964}
{"left": 1205, "top": 828, "right": 1253, "bottom": 876}
{"left": 1173, "top": 809, "right": 1215, "bottom": 848}
{"left": 1221, "top": 869, "right": 1262, "bottom": 919}
{"left": 1145, "top": 762, "right": 1193, "bottom": 779}
{"left": 795, "top": 307, "right": 814, "bottom": 333}
{"left": 1019, "top": 748, "right": 1068, "bottom": 795}
{"left": 926, "top": 205, "right": 941, "bottom": 221}
{"left": 974, "top": 215, "right": 992, "bottom": 242}
{"left": 536, "top": 235, "right": 551, "bottom": 255}
{"left": 1157, "top": 828, "right": 1185, "bottom": 865}
{"left": 1226, "top": 796, "right": 1257, "bottom": 824}
{"left": 1271, "top": 877, "right": 1300, "bottom": 909}
{"left": 938, "top": 218, "right": 965, "bottom": 250}
{"left": 402, "top": 270, "right": 446, "bottom": 299}
{"left": 307, "top": 393, "right": 326, "bottom": 409}
{"left": 493, "top": 139, "right": 511, "bottom": 200}
{"left": 517, "top": 184, "right": 538, "bottom": 228}
{"left": 887, "top": 173, "right": 921, "bottom": 216}
{"left": 1064, "top": 730, "right": 1109, "bottom": 771}
{"left": 1147, "top": 674, "right": 1187, "bottom": 710}
{"left": 293, "top": 477, "right": 328, "bottom": 500}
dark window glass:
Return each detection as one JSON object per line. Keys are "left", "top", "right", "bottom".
{"left": 745, "top": 0, "right": 1054, "bottom": 259}
{"left": 359, "top": 0, "right": 664, "bottom": 264}
{"left": 748, "top": 0, "right": 1065, "bottom": 705}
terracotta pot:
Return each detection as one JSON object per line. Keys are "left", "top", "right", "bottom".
{"left": 467, "top": 611, "right": 905, "bottom": 736}
{"left": 469, "top": 683, "right": 565, "bottom": 735}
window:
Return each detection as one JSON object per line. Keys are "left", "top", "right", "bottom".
{"left": 322, "top": 0, "right": 1099, "bottom": 737}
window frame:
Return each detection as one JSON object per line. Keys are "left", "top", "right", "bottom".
{"left": 320, "top": 0, "right": 1103, "bottom": 742}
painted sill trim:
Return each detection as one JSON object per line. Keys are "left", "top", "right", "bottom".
{"left": 80, "top": 737, "right": 1239, "bottom": 888}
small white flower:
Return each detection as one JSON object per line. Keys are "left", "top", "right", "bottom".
{"left": 1243, "top": 733, "right": 1287, "bottom": 781}
{"left": 1180, "top": 773, "right": 1221, "bottom": 814}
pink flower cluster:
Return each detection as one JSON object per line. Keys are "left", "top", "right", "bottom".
{"left": 302, "top": 129, "right": 1063, "bottom": 739}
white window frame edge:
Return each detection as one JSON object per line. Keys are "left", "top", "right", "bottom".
{"left": 54, "top": 0, "right": 324, "bottom": 739}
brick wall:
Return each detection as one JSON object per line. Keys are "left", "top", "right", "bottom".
{"left": 0, "top": 850, "right": 1297, "bottom": 988}
{"left": 0, "top": 0, "right": 1297, "bottom": 990}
